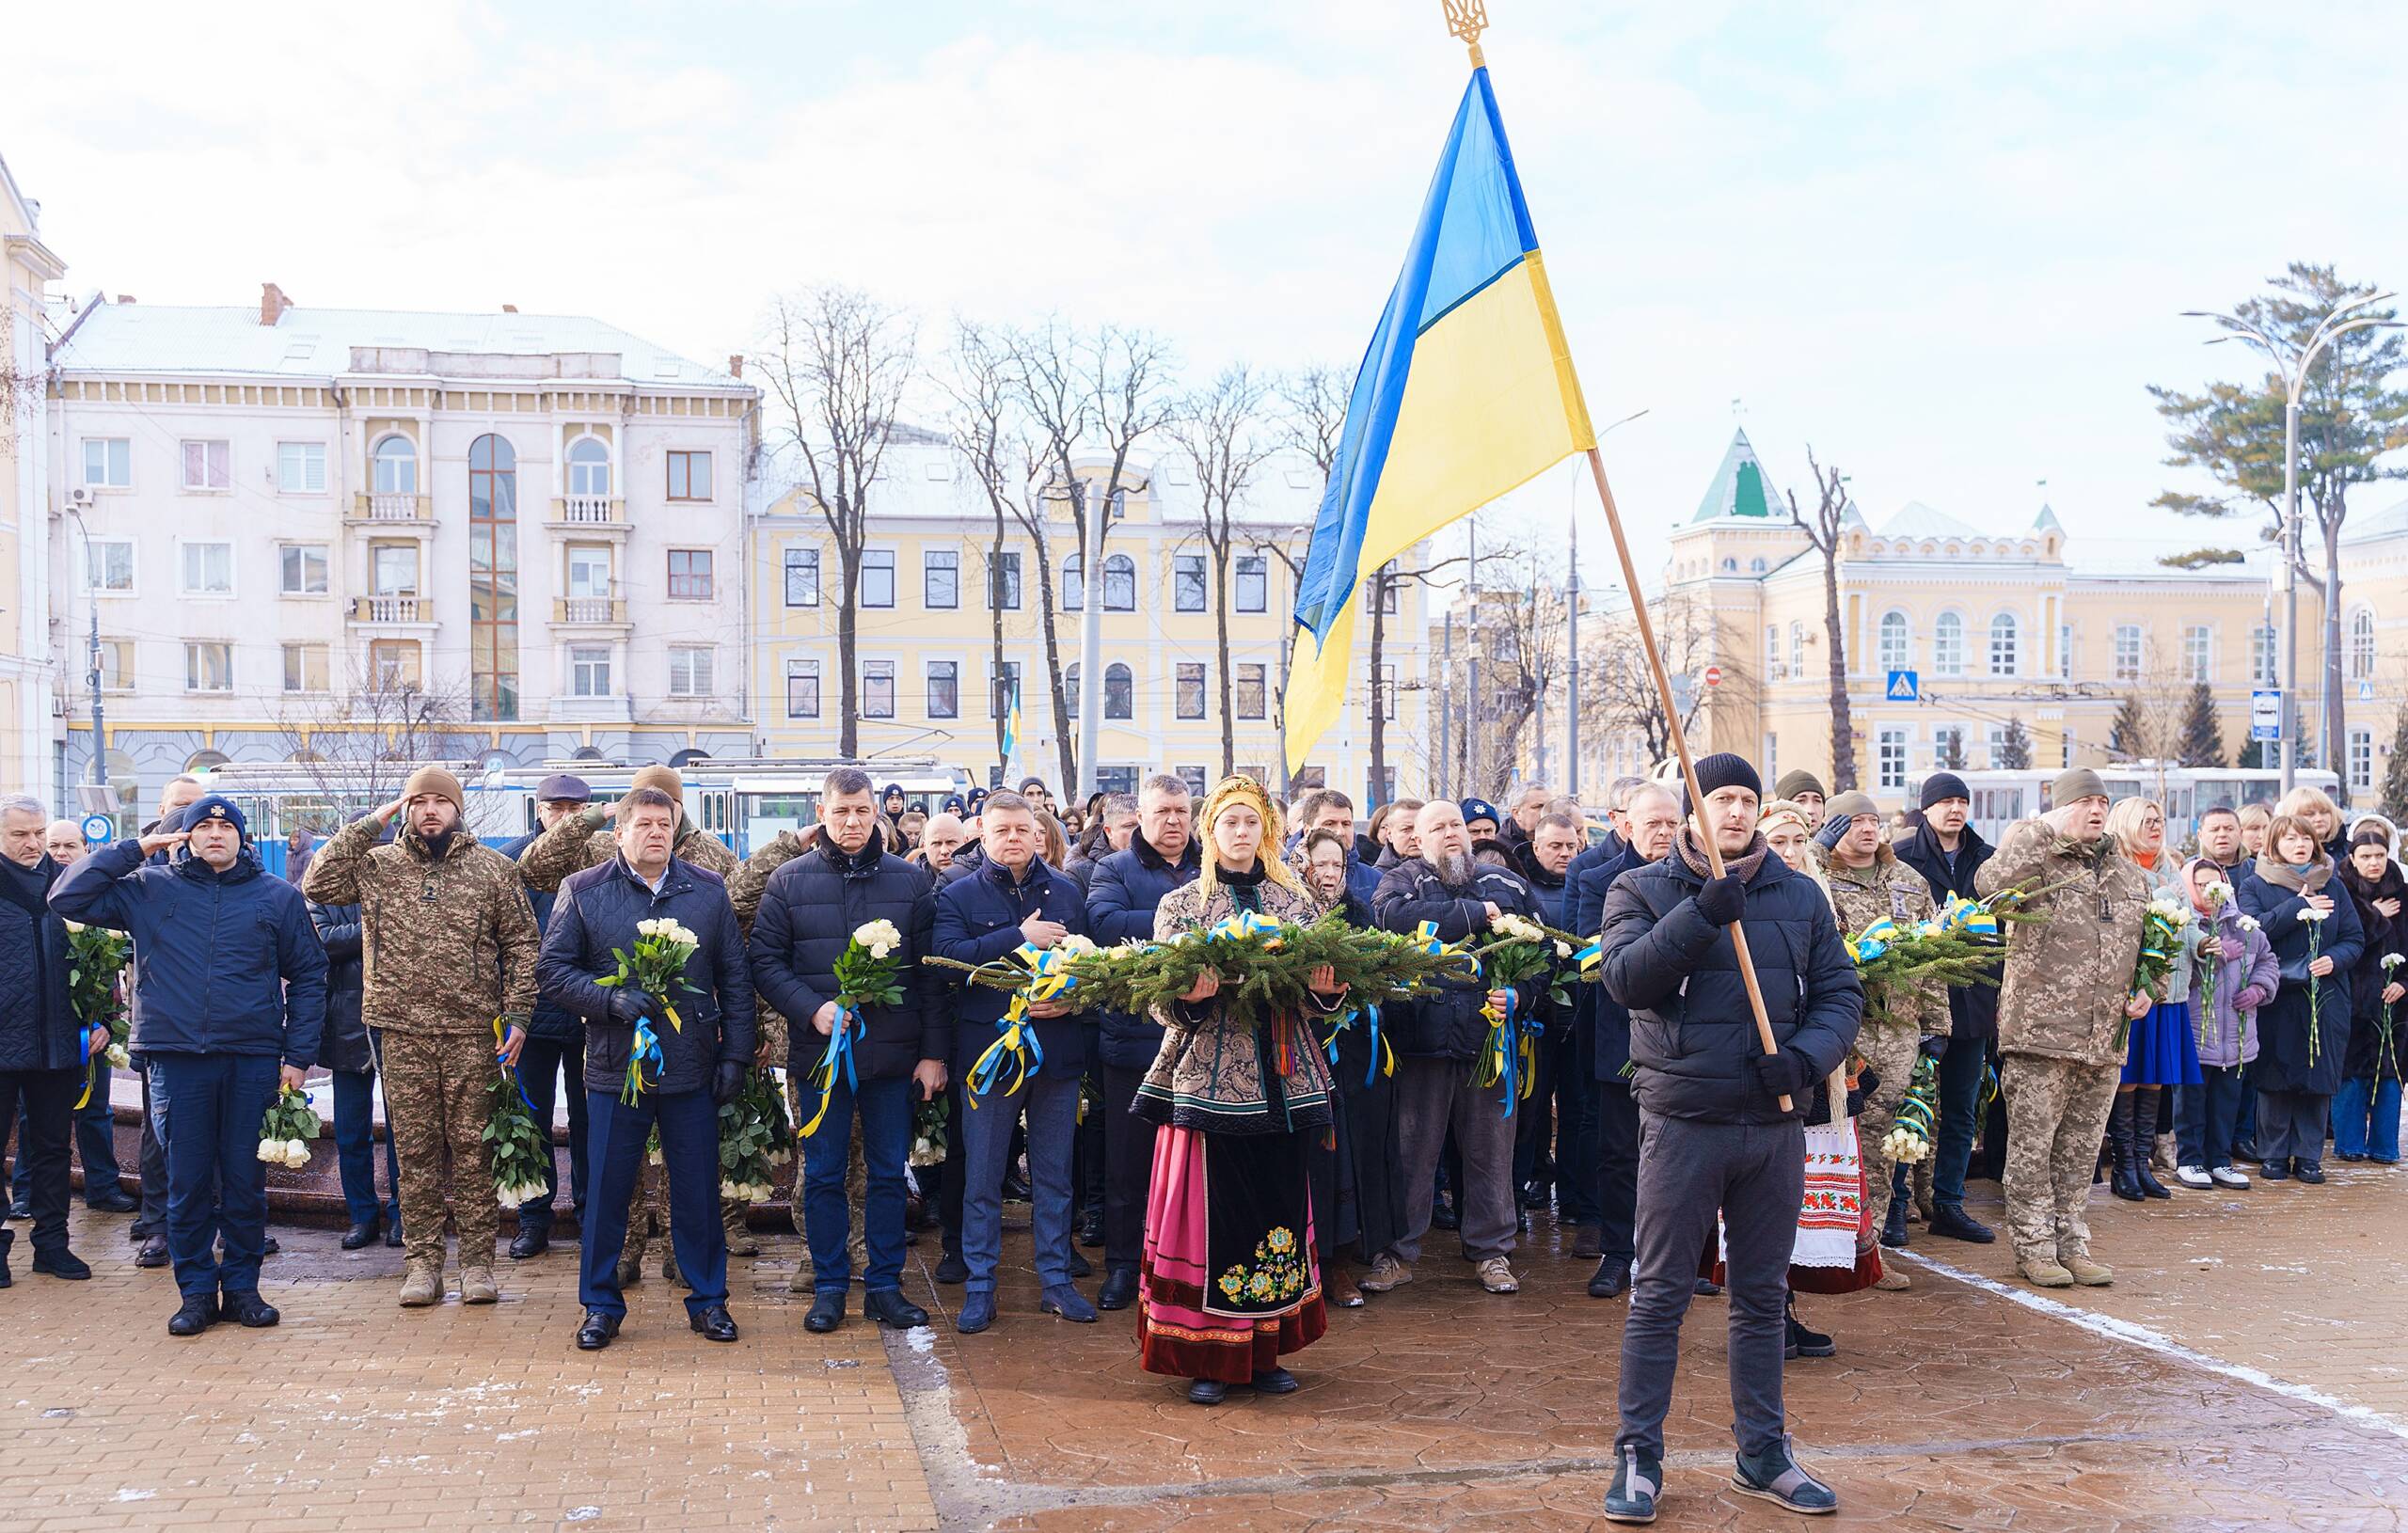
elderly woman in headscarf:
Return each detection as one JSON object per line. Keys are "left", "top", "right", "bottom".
{"left": 1134, "top": 775, "right": 1344, "bottom": 1405}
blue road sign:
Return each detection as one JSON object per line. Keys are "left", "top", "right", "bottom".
{"left": 2251, "top": 689, "right": 2282, "bottom": 743}
{"left": 81, "top": 814, "right": 115, "bottom": 845}
{"left": 1886, "top": 670, "right": 1920, "bottom": 702}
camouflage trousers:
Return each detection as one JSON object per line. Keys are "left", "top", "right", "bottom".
{"left": 374, "top": 1031, "right": 498, "bottom": 1271}
{"left": 2000, "top": 1053, "right": 2121, "bottom": 1265}
{"left": 1854, "top": 1019, "right": 1924, "bottom": 1238}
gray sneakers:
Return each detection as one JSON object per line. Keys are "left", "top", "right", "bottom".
{"left": 1733, "top": 1435, "right": 1837, "bottom": 1515}
{"left": 1603, "top": 1444, "right": 1661, "bottom": 1523}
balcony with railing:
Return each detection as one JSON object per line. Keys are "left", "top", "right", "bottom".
{"left": 549, "top": 495, "right": 626, "bottom": 527}
{"left": 349, "top": 493, "right": 432, "bottom": 525}
{"left": 352, "top": 594, "right": 434, "bottom": 624}
{"left": 553, "top": 593, "right": 630, "bottom": 626}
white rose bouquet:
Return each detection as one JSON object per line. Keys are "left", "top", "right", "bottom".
{"left": 596, "top": 916, "right": 705, "bottom": 1034}
{"left": 2121, "top": 893, "right": 2193, "bottom": 1051}
{"left": 486, "top": 1019, "right": 554, "bottom": 1211}
{"left": 63, "top": 921, "right": 134, "bottom": 1101}
{"left": 258, "top": 1086, "right": 322, "bottom": 1171}
{"left": 2299, "top": 903, "right": 2332, "bottom": 1067}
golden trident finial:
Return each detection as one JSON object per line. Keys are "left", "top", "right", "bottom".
{"left": 1442, "top": 0, "right": 1489, "bottom": 69}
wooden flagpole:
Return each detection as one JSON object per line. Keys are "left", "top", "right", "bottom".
{"left": 1442, "top": 0, "right": 1788, "bottom": 1103}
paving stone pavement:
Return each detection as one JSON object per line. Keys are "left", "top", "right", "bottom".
{"left": 6, "top": 1162, "right": 2407, "bottom": 1530}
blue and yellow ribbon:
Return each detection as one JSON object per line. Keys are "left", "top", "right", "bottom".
{"left": 1845, "top": 916, "right": 1901, "bottom": 965}
{"left": 620, "top": 1016, "right": 665, "bottom": 1107}
{"left": 494, "top": 1016, "right": 541, "bottom": 1118}
{"left": 965, "top": 943, "right": 1081, "bottom": 1107}
{"left": 1940, "top": 896, "right": 2000, "bottom": 939}
{"left": 800, "top": 1004, "right": 861, "bottom": 1136}
{"left": 1208, "top": 910, "right": 1286, "bottom": 945}
{"left": 1415, "top": 919, "right": 1483, "bottom": 981}
{"left": 73, "top": 1027, "right": 96, "bottom": 1112}
{"left": 1324, "top": 1003, "right": 1395, "bottom": 1086}
{"left": 1574, "top": 939, "right": 1603, "bottom": 977}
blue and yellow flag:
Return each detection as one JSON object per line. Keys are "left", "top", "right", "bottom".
{"left": 1001, "top": 680, "right": 1022, "bottom": 777}
{"left": 1284, "top": 66, "right": 1595, "bottom": 772}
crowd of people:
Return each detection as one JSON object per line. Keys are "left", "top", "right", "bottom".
{"left": 2, "top": 750, "right": 2400, "bottom": 1522}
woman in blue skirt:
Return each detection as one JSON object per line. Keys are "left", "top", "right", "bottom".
{"left": 2106, "top": 798, "right": 2199, "bottom": 1200}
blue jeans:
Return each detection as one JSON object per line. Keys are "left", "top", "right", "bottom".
{"left": 961, "top": 1067, "right": 1080, "bottom": 1292}
{"left": 800, "top": 1074, "right": 911, "bottom": 1295}
{"left": 2334, "top": 1077, "right": 2402, "bottom": 1161}
{"left": 329, "top": 1068, "right": 402, "bottom": 1229}
{"left": 579, "top": 1087, "right": 726, "bottom": 1319}
{"left": 1930, "top": 1035, "right": 1989, "bottom": 1208}
{"left": 147, "top": 1053, "right": 280, "bottom": 1302}
{"left": 515, "top": 1034, "right": 588, "bottom": 1230}
{"left": 12, "top": 1062, "right": 123, "bottom": 1207}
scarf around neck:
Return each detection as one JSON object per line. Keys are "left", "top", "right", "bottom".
{"left": 1676, "top": 827, "right": 1770, "bottom": 887}
{"left": 2258, "top": 856, "right": 2332, "bottom": 895}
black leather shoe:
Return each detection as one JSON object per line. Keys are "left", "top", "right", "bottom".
{"left": 5, "top": 1198, "right": 28, "bottom": 1221}
{"left": 1187, "top": 1378, "right": 1228, "bottom": 1405}
{"left": 1078, "top": 1212, "right": 1105, "bottom": 1248}
{"left": 934, "top": 1251, "right": 968, "bottom": 1285}
{"left": 1250, "top": 1367, "right": 1300, "bottom": 1395}
{"left": 1588, "top": 1259, "right": 1631, "bottom": 1299}
{"left": 1927, "top": 1203, "right": 1996, "bottom": 1243}
{"left": 1097, "top": 1266, "right": 1139, "bottom": 1311}
{"left": 166, "top": 1295, "right": 216, "bottom": 1337}
{"left": 32, "top": 1247, "right": 91, "bottom": 1281}
{"left": 384, "top": 1223, "right": 404, "bottom": 1248}
{"left": 0, "top": 1227, "right": 13, "bottom": 1287}
{"left": 1067, "top": 1248, "right": 1093, "bottom": 1280}
{"left": 690, "top": 1304, "right": 739, "bottom": 1342}
{"left": 1001, "top": 1173, "right": 1032, "bottom": 1203}
{"left": 2231, "top": 1136, "right": 2260, "bottom": 1163}
{"left": 576, "top": 1309, "right": 621, "bottom": 1351}
{"left": 510, "top": 1227, "right": 550, "bottom": 1259}
{"left": 1431, "top": 1200, "right": 1459, "bottom": 1231}
{"left": 86, "top": 1188, "right": 138, "bottom": 1213}
{"left": 341, "top": 1221, "right": 381, "bottom": 1251}
{"left": 220, "top": 1289, "right": 279, "bottom": 1327}
{"left": 2260, "top": 1161, "right": 2289, "bottom": 1181}
{"left": 2295, "top": 1162, "right": 2327, "bottom": 1185}
{"left": 261, "top": 1236, "right": 280, "bottom": 1256}
{"left": 1879, "top": 1199, "right": 1910, "bottom": 1247}
{"left": 863, "top": 1288, "right": 929, "bottom": 1329}
{"left": 804, "top": 1290, "right": 847, "bottom": 1333}
{"left": 135, "top": 1236, "right": 170, "bottom": 1269}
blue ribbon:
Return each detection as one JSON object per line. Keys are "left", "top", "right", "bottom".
{"left": 621, "top": 1017, "right": 665, "bottom": 1106}
{"left": 801, "top": 1004, "right": 861, "bottom": 1135}
{"left": 1496, "top": 991, "right": 1521, "bottom": 1118}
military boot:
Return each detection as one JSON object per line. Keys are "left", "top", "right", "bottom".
{"left": 459, "top": 1265, "right": 499, "bottom": 1304}
{"left": 2016, "top": 1253, "right": 2074, "bottom": 1288}
{"left": 399, "top": 1260, "right": 442, "bottom": 1307}
{"left": 2061, "top": 1248, "right": 2113, "bottom": 1287}
{"left": 724, "top": 1205, "right": 760, "bottom": 1258}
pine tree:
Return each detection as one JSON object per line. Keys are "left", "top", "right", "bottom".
{"left": 2177, "top": 682, "right": 2225, "bottom": 766}
{"left": 2384, "top": 710, "right": 2408, "bottom": 818}
{"left": 1938, "top": 728, "right": 1967, "bottom": 771}
{"left": 2109, "top": 694, "right": 2147, "bottom": 760}
{"left": 1997, "top": 716, "right": 2033, "bottom": 770}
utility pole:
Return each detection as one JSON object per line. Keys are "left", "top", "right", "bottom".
{"left": 1438, "top": 612, "right": 1453, "bottom": 800}
{"left": 68, "top": 508, "right": 106, "bottom": 807}
{"left": 1566, "top": 509, "right": 1580, "bottom": 799}
{"left": 1465, "top": 521, "right": 1481, "bottom": 798}
{"left": 1072, "top": 482, "right": 1106, "bottom": 800}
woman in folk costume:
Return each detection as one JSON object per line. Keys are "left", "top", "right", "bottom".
{"left": 1758, "top": 800, "right": 1882, "bottom": 1359}
{"left": 2103, "top": 797, "right": 2196, "bottom": 1201}
{"left": 1134, "top": 775, "right": 1344, "bottom": 1405}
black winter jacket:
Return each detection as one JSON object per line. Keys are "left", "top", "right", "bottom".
{"left": 309, "top": 901, "right": 372, "bottom": 1074}
{"left": 1371, "top": 857, "right": 1545, "bottom": 1061}
{"left": 1085, "top": 833, "right": 1202, "bottom": 1070}
{"left": 1573, "top": 846, "right": 1640, "bottom": 1082}
{"left": 749, "top": 841, "right": 939, "bottom": 1081}
{"left": 0, "top": 856, "right": 78, "bottom": 1073}
{"left": 1600, "top": 843, "right": 1862, "bottom": 1124}
{"left": 540, "top": 855, "right": 756, "bottom": 1097}
{"left": 1891, "top": 823, "right": 2000, "bottom": 1041}
{"left": 501, "top": 827, "right": 580, "bottom": 1043}
{"left": 931, "top": 856, "right": 1090, "bottom": 1073}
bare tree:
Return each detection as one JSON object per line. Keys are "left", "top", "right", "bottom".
{"left": 273, "top": 664, "right": 479, "bottom": 822}
{"left": 1167, "top": 365, "right": 1278, "bottom": 778}
{"left": 1786, "top": 448, "right": 1859, "bottom": 791}
{"left": 758, "top": 286, "right": 918, "bottom": 758}
{"left": 1583, "top": 589, "right": 1715, "bottom": 767}
{"left": 941, "top": 319, "right": 1030, "bottom": 774}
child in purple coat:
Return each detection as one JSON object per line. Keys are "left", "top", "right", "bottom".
{"left": 2175, "top": 856, "right": 2280, "bottom": 1188}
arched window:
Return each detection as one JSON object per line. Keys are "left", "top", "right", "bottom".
{"left": 183, "top": 749, "right": 230, "bottom": 774}
{"left": 372, "top": 435, "right": 418, "bottom": 495}
{"left": 571, "top": 745, "right": 610, "bottom": 763}
{"left": 1102, "top": 554, "right": 1136, "bottom": 611}
{"left": 565, "top": 435, "right": 610, "bottom": 497}
{"left": 1934, "top": 612, "right": 1966, "bottom": 675}
{"left": 1749, "top": 557, "right": 1767, "bottom": 574}
{"left": 1877, "top": 610, "right": 1909, "bottom": 672}
{"left": 1061, "top": 555, "right": 1084, "bottom": 611}
{"left": 1721, "top": 557, "right": 1738, "bottom": 573}
{"left": 1063, "top": 663, "right": 1080, "bottom": 720}
{"left": 669, "top": 747, "right": 710, "bottom": 767}
{"left": 467, "top": 435, "right": 520, "bottom": 721}
{"left": 1105, "top": 662, "right": 1133, "bottom": 719}
{"left": 2351, "top": 608, "right": 2377, "bottom": 681}
{"left": 1988, "top": 612, "right": 2020, "bottom": 677}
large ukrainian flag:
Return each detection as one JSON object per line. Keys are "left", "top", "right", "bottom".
{"left": 1285, "top": 66, "right": 1595, "bottom": 776}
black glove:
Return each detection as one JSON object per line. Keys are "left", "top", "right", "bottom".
{"left": 607, "top": 989, "right": 652, "bottom": 1028}
{"left": 712, "top": 1060, "right": 748, "bottom": 1105}
{"left": 1694, "top": 874, "right": 1746, "bottom": 926}
{"left": 1814, "top": 814, "right": 1850, "bottom": 852}
{"left": 1918, "top": 1034, "right": 1949, "bottom": 1060}
{"left": 1747, "top": 1047, "right": 1812, "bottom": 1104}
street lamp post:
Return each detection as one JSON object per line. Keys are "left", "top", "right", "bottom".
{"left": 66, "top": 506, "right": 107, "bottom": 806}
{"left": 2182, "top": 294, "right": 2402, "bottom": 799}
{"left": 1566, "top": 408, "right": 1649, "bottom": 803}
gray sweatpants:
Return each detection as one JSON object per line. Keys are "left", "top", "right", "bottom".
{"left": 1617, "top": 1111, "right": 1804, "bottom": 1462}
{"left": 1388, "top": 1055, "right": 1518, "bottom": 1265}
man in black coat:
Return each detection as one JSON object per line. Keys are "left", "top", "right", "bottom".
{"left": 1083, "top": 774, "right": 1200, "bottom": 1309}
{"left": 309, "top": 893, "right": 402, "bottom": 1249}
{"left": 1598, "top": 755, "right": 1860, "bottom": 1522}
{"left": 500, "top": 773, "right": 594, "bottom": 1257}
{"left": 125, "top": 775, "right": 205, "bottom": 1268}
{"left": 750, "top": 767, "right": 943, "bottom": 1335}
{"left": 539, "top": 787, "right": 755, "bottom": 1351}
{"left": 1891, "top": 771, "right": 2000, "bottom": 1244}
{"left": 1572, "top": 782, "right": 1683, "bottom": 1297}
{"left": 0, "top": 797, "right": 105, "bottom": 1285}
{"left": 1367, "top": 800, "right": 1541, "bottom": 1298}
{"left": 1512, "top": 810, "right": 1588, "bottom": 1231}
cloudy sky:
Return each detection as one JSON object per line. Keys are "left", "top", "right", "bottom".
{"left": 9, "top": 0, "right": 2406, "bottom": 587}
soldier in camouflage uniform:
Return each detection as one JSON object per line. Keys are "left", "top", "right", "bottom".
{"left": 520, "top": 765, "right": 741, "bottom": 1281}
{"left": 1975, "top": 768, "right": 2152, "bottom": 1289}
{"left": 1820, "top": 791, "right": 1946, "bottom": 1289}
{"left": 304, "top": 766, "right": 540, "bottom": 1307}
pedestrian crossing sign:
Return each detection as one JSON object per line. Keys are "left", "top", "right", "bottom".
{"left": 1886, "top": 670, "right": 1919, "bottom": 702}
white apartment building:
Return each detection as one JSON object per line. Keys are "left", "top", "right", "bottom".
{"left": 45, "top": 286, "right": 759, "bottom": 813}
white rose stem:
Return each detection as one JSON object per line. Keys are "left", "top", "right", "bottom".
{"left": 1584, "top": 447, "right": 1790, "bottom": 1109}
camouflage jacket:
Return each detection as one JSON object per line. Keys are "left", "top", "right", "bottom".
{"left": 1975, "top": 819, "right": 2150, "bottom": 1067}
{"left": 515, "top": 804, "right": 739, "bottom": 893}
{"left": 729, "top": 830, "right": 811, "bottom": 931}
{"left": 301, "top": 816, "right": 540, "bottom": 1035}
{"left": 1824, "top": 844, "right": 1947, "bottom": 1037}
